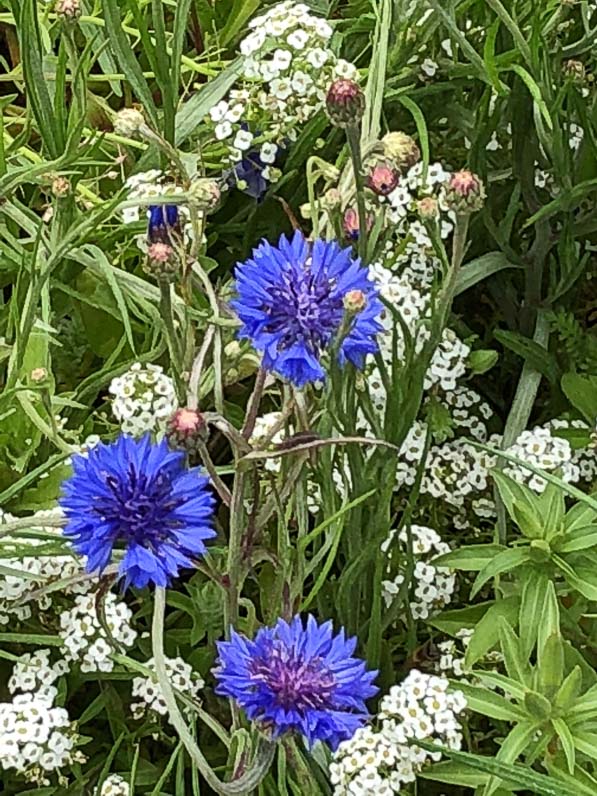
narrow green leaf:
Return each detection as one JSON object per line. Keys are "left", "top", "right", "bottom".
{"left": 519, "top": 571, "right": 550, "bottom": 658}
{"left": 455, "top": 682, "right": 527, "bottom": 722}
{"left": 561, "top": 373, "right": 597, "bottom": 426}
{"left": 498, "top": 619, "right": 531, "bottom": 686}
{"left": 553, "top": 719, "right": 575, "bottom": 774}
{"left": 470, "top": 547, "right": 531, "bottom": 598}
{"left": 509, "top": 64, "right": 553, "bottom": 130}
{"left": 464, "top": 596, "right": 520, "bottom": 667}
{"left": 397, "top": 96, "right": 429, "bottom": 175}
{"left": 431, "top": 544, "right": 506, "bottom": 571}
{"left": 495, "top": 329, "right": 558, "bottom": 383}
{"left": 554, "top": 554, "right": 597, "bottom": 600}
{"left": 455, "top": 252, "right": 519, "bottom": 295}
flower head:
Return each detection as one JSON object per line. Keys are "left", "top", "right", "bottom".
{"left": 59, "top": 435, "right": 215, "bottom": 589}
{"left": 148, "top": 204, "right": 180, "bottom": 244}
{"left": 232, "top": 231, "right": 383, "bottom": 387}
{"left": 325, "top": 78, "right": 365, "bottom": 127}
{"left": 214, "top": 615, "right": 378, "bottom": 749}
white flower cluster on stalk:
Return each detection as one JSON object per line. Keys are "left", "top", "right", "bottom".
{"left": 503, "top": 425, "right": 580, "bottom": 493}
{"left": 0, "top": 690, "right": 81, "bottom": 784}
{"left": 131, "top": 656, "right": 204, "bottom": 722}
{"left": 59, "top": 593, "right": 137, "bottom": 673}
{"left": 330, "top": 670, "right": 466, "bottom": 794}
{"left": 206, "top": 1, "right": 358, "bottom": 187}
{"left": 96, "top": 774, "right": 130, "bottom": 796}
{"left": 0, "top": 508, "right": 91, "bottom": 626}
{"left": 109, "top": 362, "right": 178, "bottom": 436}
{"left": 434, "top": 628, "right": 503, "bottom": 680}
{"left": 8, "top": 649, "right": 68, "bottom": 697}
{"left": 381, "top": 525, "right": 456, "bottom": 620}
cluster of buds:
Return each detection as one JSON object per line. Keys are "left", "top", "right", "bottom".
{"left": 325, "top": 79, "right": 365, "bottom": 128}
{"left": 166, "top": 408, "right": 206, "bottom": 456}
{"left": 443, "top": 170, "right": 486, "bottom": 214}
{"left": 55, "top": 0, "right": 81, "bottom": 21}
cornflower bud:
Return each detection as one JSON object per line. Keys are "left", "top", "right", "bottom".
{"left": 325, "top": 79, "right": 365, "bottom": 128}
{"left": 343, "top": 289, "right": 367, "bottom": 314}
{"left": 366, "top": 160, "right": 399, "bottom": 196}
{"left": 342, "top": 207, "right": 373, "bottom": 241}
{"left": 381, "top": 132, "right": 420, "bottom": 171}
{"left": 30, "top": 368, "right": 48, "bottom": 383}
{"left": 113, "top": 108, "right": 145, "bottom": 138}
{"left": 167, "top": 408, "right": 206, "bottom": 455}
{"left": 55, "top": 0, "right": 81, "bottom": 21}
{"left": 321, "top": 187, "right": 342, "bottom": 211}
{"left": 188, "top": 178, "right": 221, "bottom": 213}
{"left": 51, "top": 176, "right": 71, "bottom": 198}
{"left": 417, "top": 196, "right": 440, "bottom": 220}
{"left": 444, "top": 170, "right": 486, "bottom": 214}
{"left": 144, "top": 243, "right": 179, "bottom": 282}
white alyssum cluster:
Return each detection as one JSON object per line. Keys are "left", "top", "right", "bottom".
{"left": 109, "top": 362, "right": 178, "bottom": 436}
{"left": 207, "top": 1, "right": 357, "bottom": 188}
{"left": 131, "top": 656, "right": 204, "bottom": 722}
{"left": 249, "top": 411, "right": 288, "bottom": 473}
{"left": 8, "top": 649, "right": 69, "bottom": 696}
{"left": 435, "top": 628, "right": 503, "bottom": 681}
{"left": 59, "top": 593, "right": 137, "bottom": 673}
{"left": 0, "top": 508, "right": 90, "bottom": 626}
{"left": 330, "top": 670, "right": 467, "bottom": 794}
{"left": 121, "top": 170, "right": 193, "bottom": 250}
{"left": 0, "top": 690, "right": 81, "bottom": 783}
{"left": 503, "top": 425, "right": 578, "bottom": 493}
{"left": 96, "top": 773, "right": 130, "bottom": 796}
{"left": 381, "top": 525, "right": 456, "bottom": 620}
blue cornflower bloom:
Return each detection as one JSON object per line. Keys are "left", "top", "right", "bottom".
{"left": 59, "top": 435, "right": 215, "bottom": 589}
{"left": 231, "top": 231, "right": 383, "bottom": 387}
{"left": 148, "top": 204, "right": 179, "bottom": 244}
{"left": 214, "top": 615, "right": 378, "bottom": 749}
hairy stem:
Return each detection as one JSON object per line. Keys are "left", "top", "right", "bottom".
{"left": 346, "top": 124, "right": 368, "bottom": 261}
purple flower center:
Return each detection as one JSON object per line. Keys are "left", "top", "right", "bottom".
{"left": 250, "top": 643, "right": 336, "bottom": 711}
{"left": 94, "top": 467, "right": 181, "bottom": 548}
{"left": 264, "top": 264, "right": 343, "bottom": 354}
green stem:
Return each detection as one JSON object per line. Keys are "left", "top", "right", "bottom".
{"left": 152, "top": 588, "right": 276, "bottom": 795}
{"left": 346, "top": 124, "right": 368, "bottom": 261}
{"left": 159, "top": 280, "right": 185, "bottom": 401}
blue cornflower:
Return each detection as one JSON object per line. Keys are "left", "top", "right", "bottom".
{"left": 214, "top": 615, "right": 378, "bottom": 749}
{"left": 59, "top": 434, "right": 215, "bottom": 589}
{"left": 231, "top": 231, "right": 383, "bottom": 387}
{"left": 148, "top": 204, "right": 179, "bottom": 244}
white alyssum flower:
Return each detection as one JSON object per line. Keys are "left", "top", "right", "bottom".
{"left": 330, "top": 671, "right": 466, "bottom": 794}
{"left": 0, "top": 508, "right": 91, "bottom": 627}
{"left": 381, "top": 525, "right": 456, "bottom": 620}
{"left": 504, "top": 425, "right": 579, "bottom": 493}
{"left": 96, "top": 773, "right": 130, "bottom": 796}
{"left": 0, "top": 690, "right": 81, "bottom": 783}
{"left": 131, "top": 656, "right": 204, "bottom": 723}
{"left": 205, "top": 1, "right": 358, "bottom": 191}
{"left": 9, "top": 649, "right": 69, "bottom": 695}
{"left": 59, "top": 593, "right": 136, "bottom": 673}
{"left": 109, "top": 362, "right": 178, "bottom": 437}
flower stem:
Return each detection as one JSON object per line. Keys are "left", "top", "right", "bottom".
{"left": 152, "top": 587, "right": 276, "bottom": 794}
{"left": 159, "top": 280, "right": 185, "bottom": 401}
{"left": 241, "top": 367, "right": 267, "bottom": 441}
{"left": 346, "top": 123, "right": 368, "bottom": 261}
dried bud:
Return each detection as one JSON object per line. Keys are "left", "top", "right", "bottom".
{"left": 366, "top": 161, "right": 399, "bottom": 196}
{"left": 381, "top": 132, "right": 420, "bottom": 171}
{"left": 325, "top": 79, "right": 365, "bottom": 128}
{"left": 342, "top": 207, "right": 373, "bottom": 242}
{"left": 167, "top": 408, "right": 206, "bottom": 455}
{"left": 343, "top": 289, "right": 367, "bottom": 314}
{"left": 188, "top": 178, "right": 221, "bottom": 213}
{"left": 417, "top": 196, "right": 439, "bottom": 220}
{"left": 444, "top": 169, "right": 486, "bottom": 213}
{"left": 51, "top": 176, "right": 71, "bottom": 198}
{"left": 30, "top": 367, "right": 48, "bottom": 383}
{"left": 55, "top": 0, "right": 81, "bottom": 21}
{"left": 113, "top": 108, "right": 145, "bottom": 138}
{"left": 144, "top": 243, "right": 179, "bottom": 281}
{"left": 321, "top": 187, "right": 342, "bottom": 211}
{"left": 563, "top": 59, "right": 585, "bottom": 81}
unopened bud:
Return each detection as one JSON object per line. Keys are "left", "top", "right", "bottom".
{"left": 444, "top": 169, "right": 486, "bottom": 213}
{"left": 325, "top": 79, "right": 365, "bottom": 128}
{"left": 381, "top": 132, "right": 420, "bottom": 171}
{"left": 342, "top": 207, "right": 373, "bottom": 242}
{"left": 167, "top": 408, "right": 206, "bottom": 455}
{"left": 30, "top": 368, "right": 48, "bottom": 383}
{"left": 144, "top": 243, "right": 179, "bottom": 282}
{"left": 563, "top": 59, "right": 585, "bottom": 81}
{"left": 51, "top": 176, "right": 71, "bottom": 198}
{"left": 366, "top": 161, "right": 399, "bottom": 196}
{"left": 188, "top": 178, "right": 221, "bottom": 213}
{"left": 299, "top": 202, "right": 312, "bottom": 220}
{"left": 417, "top": 196, "right": 439, "bottom": 220}
{"left": 113, "top": 108, "right": 145, "bottom": 138}
{"left": 55, "top": 0, "right": 81, "bottom": 21}
{"left": 343, "top": 289, "right": 367, "bottom": 314}
{"left": 321, "top": 188, "right": 342, "bottom": 211}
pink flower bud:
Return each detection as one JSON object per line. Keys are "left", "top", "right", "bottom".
{"left": 325, "top": 79, "right": 365, "bottom": 128}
